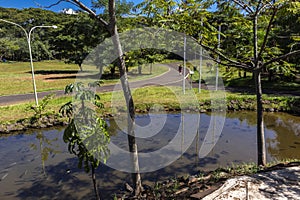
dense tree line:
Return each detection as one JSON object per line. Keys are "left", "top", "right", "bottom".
{"left": 0, "top": 7, "right": 63, "bottom": 61}
{"left": 0, "top": 6, "right": 168, "bottom": 73}
{"left": 1, "top": 4, "right": 299, "bottom": 79}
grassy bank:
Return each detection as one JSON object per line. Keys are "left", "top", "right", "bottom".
{"left": 0, "top": 86, "right": 299, "bottom": 128}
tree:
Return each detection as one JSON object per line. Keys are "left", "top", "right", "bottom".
{"left": 138, "top": 0, "right": 300, "bottom": 166}
{"left": 0, "top": 38, "right": 20, "bottom": 61}
{"left": 0, "top": 8, "right": 61, "bottom": 61}
{"left": 51, "top": 12, "right": 107, "bottom": 71}
{"left": 268, "top": 4, "right": 300, "bottom": 81}
{"left": 60, "top": 82, "right": 110, "bottom": 200}
{"left": 48, "top": 0, "right": 143, "bottom": 196}
{"left": 201, "top": 0, "right": 300, "bottom": 166}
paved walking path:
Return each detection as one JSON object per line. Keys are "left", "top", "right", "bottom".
{"left": 0, "top": 63, "right": 188, "bottom": 106}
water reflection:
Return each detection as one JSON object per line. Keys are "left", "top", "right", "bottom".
{"left": 0, "top": 112, "right": 300, "bottom": 199}
{"left": 225, "top": 112, "right": 300, "bottom": 161}
{"left": 30, "top": 131, "right": 61, "bottom": 176}
{"left": 264, "top": 113, "right": 300, "bottom": 160}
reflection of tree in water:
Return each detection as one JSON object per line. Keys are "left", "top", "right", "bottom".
{"left": 264, "top": 113, "right": 300, "bottom": 160}
{"left": 106, "top": 117, "right": 122, "bottom": 137}
{"left": 17, "top": 157, "right": 94, "bottom": 200}
{"left": 226, "top": 111, "right": 257, "bottom": 126}
{"left": 30, "top": 131, "right": 60, "bottom": 176}
{"left": 226, "top": 112, "right": 300, "bottom": 160}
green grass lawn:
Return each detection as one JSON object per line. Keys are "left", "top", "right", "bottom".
{"left": 1, "top": 59, "right": 299, "bottom": 123}
{"left": 0, "top": 60, "right": 79, "bottom": 96}
{"left": 225, "top": 76, "right": 300, "bottom": 91}
{"left": 221, "top": 68, "right": 300, "bottom": 91}
{"left": 0, "top": 60, "right": 168, "bottom": 96}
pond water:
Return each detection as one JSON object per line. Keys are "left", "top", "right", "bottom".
{"left": 0, "top": 112, "right": 300, "bottom": 199}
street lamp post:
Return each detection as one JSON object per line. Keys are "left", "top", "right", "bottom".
{"left": 0, "top": 19, "right": 57, "bottom": 106}
{"left": 183, "top": 34, "right": 187, "bottom": 94}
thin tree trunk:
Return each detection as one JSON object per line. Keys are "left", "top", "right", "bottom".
{"left": 79, "top": 63, "right": 83, "bottom": 72}
{"left": 253, "top": 15, "right": 266, "bottom": 166}
{"left": 255, "top": 70, "right": 266, "bottom": 166}
{"left": 91, "top": 167, "right": 101, "bottom": 200}
{"left": 108, "top": 0, "right": 142, "bottom": 196}
{"left": 268, "top": 70, "right": 273, "bottom": 82}
{"left": 68, "top": 0, "right": 143, "bottom": 195}
{"left": 111, "top": 32, "right": 143, "bottom": 197}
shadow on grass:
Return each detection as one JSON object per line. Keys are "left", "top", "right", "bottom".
{"left": 43, "top": 72, "right": 156, "bottom": 81}
{"left": 28, "top": 70, "right": 80, "bottom": 75}
{"left": 225, "top": 77, "right": 300, "bottom": 96}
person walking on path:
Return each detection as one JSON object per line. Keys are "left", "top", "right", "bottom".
{"left": 178, "top": 64, "right": 183, "bottom": 75}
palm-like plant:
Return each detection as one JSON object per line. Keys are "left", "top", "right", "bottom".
{"left": 60, "top": 81, "right": 110, "bottom": 200}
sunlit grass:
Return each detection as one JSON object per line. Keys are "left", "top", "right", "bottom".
{"left": 0, "top": 60, "right": 169, "bottom": 96}
{"left": 0, "top": 60, "right": 79, "bottom": 96}
{"left": 0, "top": 94, "right": 72, "bottom": 123}
{"left": 0, "top": 86, "right": 296, "bottom": 123}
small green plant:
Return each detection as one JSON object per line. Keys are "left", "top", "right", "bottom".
{"left": 170, "top": 175, "right": 180, "bottom": 191}
{"left": 29, "top": 94, "right": 54, "bottom": 119}
{"left": 211, "top": 168, "right": 223, "bottom": 182}
{"left": 229, "top": 162, "right": 263, "bottom": 175}
{"left": 113, "top": 194, "right": 118, "bottom": 200}
{"left": 153, "top": 182, "right": 161, "bottom": 197}
{"left": 60, "top": 81, "right": 109, "bottom": 200}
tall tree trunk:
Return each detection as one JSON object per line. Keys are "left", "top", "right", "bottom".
{"left": 253, "top": 15, "right": 266, "bottom": 166}
{"left": 150, "top": 63, "right": 153, "bottom": 74}
{"left": 268, "top": 70, "right": 273, "bottom": 82}
{"left": 79, "top": 63, "right": 83, "bottom": 72}
{"left": 108, "top": 0, "right": 142, "bottom": 196}
{"left": 111, "top": 31, "right": 143, "bottom": 197}
{"left": 91, "top": 167, "right": 101, "bottom": 200}
{"left": 69, "top": 0, "right": 143, "bottom": 195}
{"left": 255, "top": 70, "right": 266, "bottom": 166}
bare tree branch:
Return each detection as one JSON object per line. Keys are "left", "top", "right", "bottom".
{"left": 34, "top": 0, "right": 68, "bottom": 8}
{"left": 71, "top": 0, "right": 109, "bottom": 27}
{"left": 200, "top": 41, "right": 249, "bottom": 69}
{"left": 210, "top": 56, "right": 252, "bottom": 70}
{"left": 256, "top": 0, "right": 263, "bottom": 14}
{"left": 257, "top": 6, "right": 278, "bottom": 61}
{"left": 262, "top": 50, "right": 300, "bottom": 67}
{"left": 35, "top": 0, "right": 109, "bottom": 28}
{"left": 232, "top": 0, "right": 254, "bottom": 14}
{"left": 108, "top": 0, "right": 116, "bottom": 32}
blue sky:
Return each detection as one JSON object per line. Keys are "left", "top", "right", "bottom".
{"left": 0, "top": 0, "right": 143, "bottom": 12}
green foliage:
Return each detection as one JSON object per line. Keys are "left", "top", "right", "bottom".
{"left": 29, "top": 94, "right": 54, "bottom": 119}
{"left": 136, "top": 0, "right": 300, "bottom": 82}
{"left": 0, "top": 8, "right": 59, "bottom": 61}
{"left": 0, "top": 38, "right": 20, "bottom": 59}
{"left": 50, "top": 12, "right": 108, "bottom": 70}
{"left": 124, "top": 49, "right": 168, "bottom": 70}
{"left": 92, "top": 0, "right": 134, "bottom": 20}
{"left": 60, "top": 82, "right": 110, "bottom": 173}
